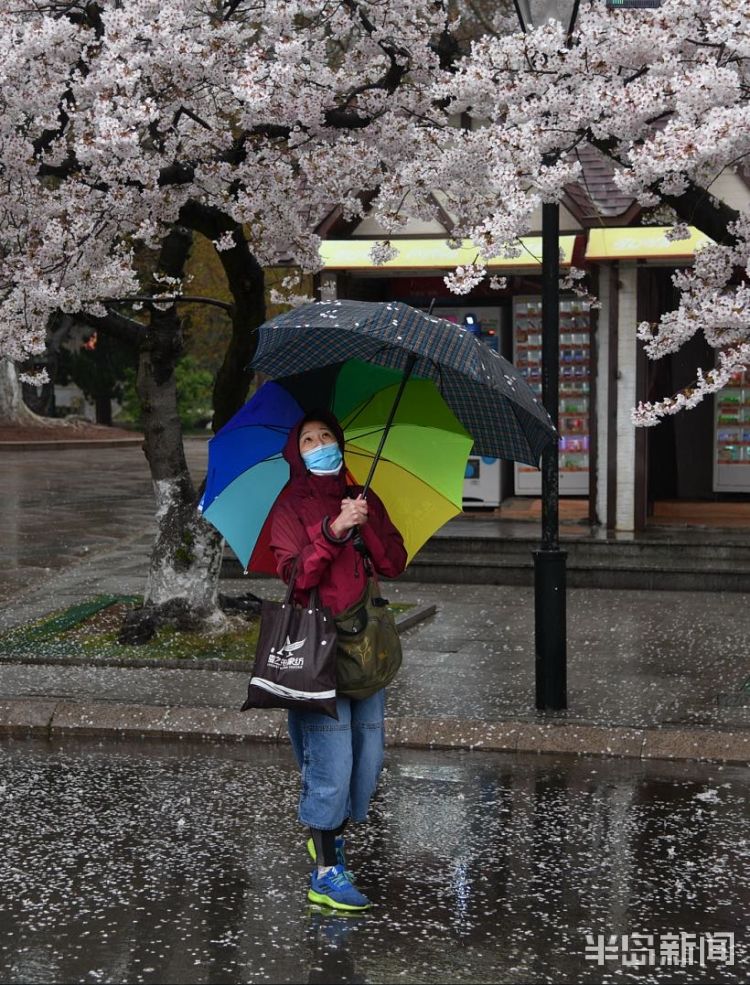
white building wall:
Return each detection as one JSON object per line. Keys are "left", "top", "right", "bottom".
{"left": 615, "top": 262, "right": 639, "bottom": 531}
{"left": 351, "top": 201, "right": 583, "bottom": 239}
{"left": 353, "top": 215, "right": 449, "bottom": 236}
{"left": 527, "top": 202, "right": 583, "bottom": 233}
{"left": 595, "top": 269, "right": 611, "bottom": 527}
{"left": 708, "top": 169, "right": 750, "bottom": 214}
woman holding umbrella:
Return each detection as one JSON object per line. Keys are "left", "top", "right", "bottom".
{"left": 269, "top": 409, "right": 407, "bottom": 912}
{"left": 201, "top": 299, "right": 557, "bottom": 908}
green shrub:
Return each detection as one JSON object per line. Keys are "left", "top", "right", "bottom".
{"left": 175, "top": 357, "right": 214, "bottom": 429}
{"left": 119, "top": 357, "right": 214, "bottom": 430}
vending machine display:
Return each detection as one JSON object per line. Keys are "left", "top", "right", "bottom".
{"left": 513, "top": 296, "right": 591, "bottom": 495}
{"left": 463, "top": 455, "right": 503, "bottom": 507}
{"left": 430, "top": 305, "right": 501, "bottom": 351}
{"left": 714, "top": 368, "right": 750, "bottom": 492}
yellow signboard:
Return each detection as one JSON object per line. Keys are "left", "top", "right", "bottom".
{"left": 585, "top": 226, "right": 712, "bottom": 261}
{"left": 319, "top": 236, "right": 578, "bottom": 271}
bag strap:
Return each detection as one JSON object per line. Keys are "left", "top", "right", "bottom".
{"left": 283, "top": 557, "right": 299, "bottom": 605}
{"left": 284, "top": 556, "right": 322, "bottom": 610}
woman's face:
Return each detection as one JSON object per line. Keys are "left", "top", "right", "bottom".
{"left": 299, "top": 420, "right": 337, "bottom": 455}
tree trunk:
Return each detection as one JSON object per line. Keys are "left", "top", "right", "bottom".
{"left": 103, "top": 212, "right": 267, "bottom": 643}
{"left": 95, "top": 394, "right": 112, "bottom": 425}
{"left": 179, "top": 201, "right": 264, "bottom": 430}
{"left": 121, "top": 226, "right": 226, "bottom": 641}
{"left": 0, "top": 359, "right": 46, "bottom": 424}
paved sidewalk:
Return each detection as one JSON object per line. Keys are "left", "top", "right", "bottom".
{"left": 1, "top": 441, "right": 749, "bottom": 762}
{"left": 1, "top": 551, "right": 749, "bottom": 762}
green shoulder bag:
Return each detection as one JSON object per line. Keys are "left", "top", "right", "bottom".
{"left": 334, "top": 579, "right": 402, "bottom": 700}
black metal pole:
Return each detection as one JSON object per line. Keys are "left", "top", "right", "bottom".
{"left": 534, "top": 200, "right": 567, "bottom": 710}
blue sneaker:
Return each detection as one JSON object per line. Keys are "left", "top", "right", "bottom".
{"left": 307, "top": 836, "right": 348, "bottom": 872}
{"left": 308, "top": 864, "right": 372, "bottom": 911}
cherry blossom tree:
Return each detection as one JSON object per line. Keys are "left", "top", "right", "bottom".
{"left": 2, "top": 0, "right": 748, "bottom": 631}
{"left": 5, "top": 1, "right": 747, "bottom": 418}
{"left": 0, "top": 0, "right": 456, "bottom": 632}
{"left": 376, "top": 0, "right": 749, "bottom": 425}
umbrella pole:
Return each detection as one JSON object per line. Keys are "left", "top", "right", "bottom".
{"left": 360, "top": 352, "right": 418, "bottom": 497}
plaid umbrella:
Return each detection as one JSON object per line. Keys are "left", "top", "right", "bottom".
{"left": 252, "top": 300, "right": 556, "bottom": 467}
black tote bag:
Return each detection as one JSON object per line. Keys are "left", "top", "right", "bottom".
{"left": 240, "top": 561, "right": 338, "bottom": 719}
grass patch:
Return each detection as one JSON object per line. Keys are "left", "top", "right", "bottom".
{"left": 0, "top": 595, "right": 415, "bottom": 664}
{"left": 0, "top": 595, "right": 260, "bottom": 664}
{"left": 385, "top": 602, "right": 412, "bottom": 615}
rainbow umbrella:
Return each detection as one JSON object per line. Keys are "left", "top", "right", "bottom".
{"left": 200, "top": 360, "right": 473, "bottom": 572}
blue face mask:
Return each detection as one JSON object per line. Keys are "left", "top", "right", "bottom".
{"left": 302, "top": 442, "right": 343, "bottom": 475}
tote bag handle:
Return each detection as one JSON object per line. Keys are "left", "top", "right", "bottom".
{"left": 283, "top": 557, "right": 299, "bottom": 605}
{"left": 282, "top": 557, "right": 321, "bottom": 610}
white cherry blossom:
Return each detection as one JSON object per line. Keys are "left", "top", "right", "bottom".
{"left": 0, "top": 0, "right": 747, "bottom": 428}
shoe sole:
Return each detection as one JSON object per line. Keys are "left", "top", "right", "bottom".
{"left": 307, "top": 888, "right": 371, "bottom": 912}
{"left": 307, "top": 904, "right": 366, "bottom": 919}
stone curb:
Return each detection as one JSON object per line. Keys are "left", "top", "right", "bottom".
{"left": 1, "top": 698, "right": 748, "bottom": 764}
{"left": 0, "top": 604, "right": 438, "bottom": 672}
{"left": 0, "top": 438, "right": 144, "bottom": 451}
{"left": 393, "top": 603, "right": 437, "bottom": 633}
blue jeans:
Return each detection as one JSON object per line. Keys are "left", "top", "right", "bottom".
{"left": 287, "top": 689, "right": 386, "bottom": 830}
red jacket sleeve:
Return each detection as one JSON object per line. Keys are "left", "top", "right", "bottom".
{"left": 359, "top": 490, "right": 407, "bottom": 579}
{"left": 269, "top": 496, "right": 347, "bottom": 590}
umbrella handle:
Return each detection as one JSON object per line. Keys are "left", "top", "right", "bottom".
{"left": 351, "top": 528, "right": 374, "bottom": 577}
{"left": 360, "top": 351, "right": 418, "bottom": 497}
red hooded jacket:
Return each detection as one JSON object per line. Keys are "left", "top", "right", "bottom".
{"left": 268, "top": 411, "right": 407, "bottom": 615}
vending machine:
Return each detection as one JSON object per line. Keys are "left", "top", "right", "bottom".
{"left": 430, "top": 305, "right": 505, "bottom": 507}
{"left": 714, "top": 367, "right": 750, "bottom": 492}
{"left": 430, "top": 305, "right": 501, "bottom": 350}
{"left": 513, "top": 296, "right": 591, "bottom": 496}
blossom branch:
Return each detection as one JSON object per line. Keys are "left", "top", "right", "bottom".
{"left": 632, "top": 344, "right": 750, "bottom": 427}
{"left": 102, "top": 295, "right": 234, "bottom": 313}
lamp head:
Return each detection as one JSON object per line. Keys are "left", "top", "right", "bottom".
{"left": 514, "top": 0, "right": 580, "bottom": 35}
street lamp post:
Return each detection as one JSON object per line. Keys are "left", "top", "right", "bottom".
{"left": 513, "top": 0, "right": 580, "bottom": 710}
{"left": 536, "top": 195, "right": 567, "bottom": 710}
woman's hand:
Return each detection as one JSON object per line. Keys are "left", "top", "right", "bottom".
{"left": 330, "top": 495, "right": 368, "bottom": 538}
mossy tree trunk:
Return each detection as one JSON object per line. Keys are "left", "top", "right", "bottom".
{"left": 0, "top": 359, "right": 45, "bottom": 424}
{"left": 132, "top": 226, "right": 224, "bottom": 631}
{"left": 79, "top": 212, "right": 266, "bottom": 641}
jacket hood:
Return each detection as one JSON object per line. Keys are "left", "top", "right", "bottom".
{"left": 283, "top": 409, "right": 347, "bottom": 482}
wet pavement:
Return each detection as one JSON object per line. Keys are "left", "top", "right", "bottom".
{"left": 1, "top": 444, "right": 749, "bottom": 983}
{"left": 1, "top": 577, "right": 749, "bottom": 733}
{"left": 1, "top": 442, "right": 749, "bottom": 739}
{"left": 0, "top": 736, "right": 747, "bottom": 985}
{"left": 0, "top": 443, "right": 161, "bottom": 605}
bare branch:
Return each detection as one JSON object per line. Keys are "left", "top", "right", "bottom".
{"left": 103, "top": 295, "right": 234, "bottom": 313}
